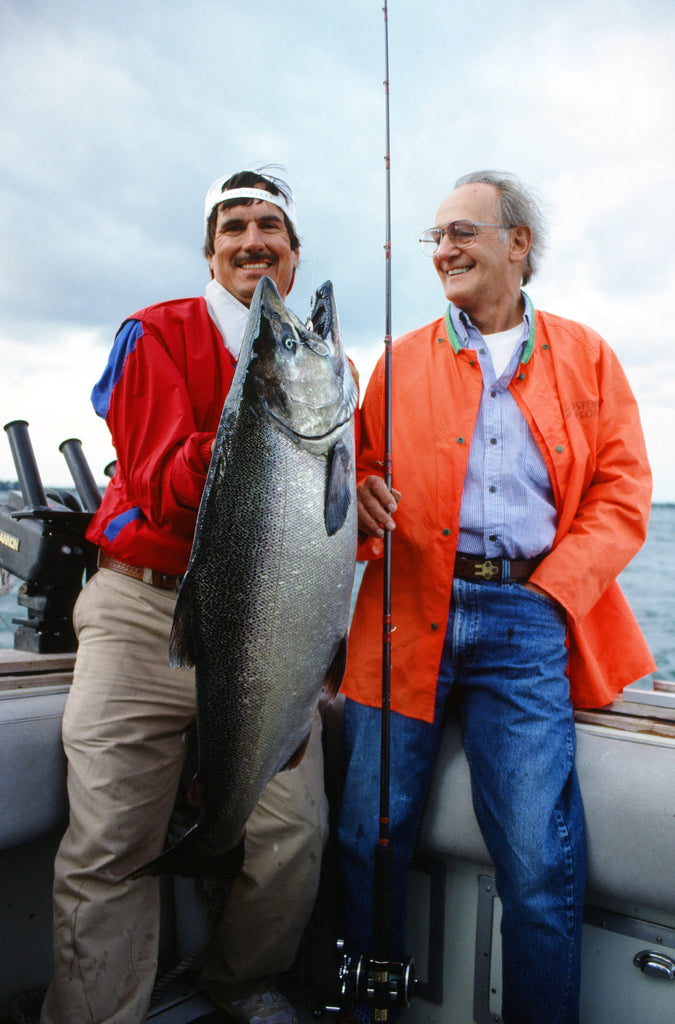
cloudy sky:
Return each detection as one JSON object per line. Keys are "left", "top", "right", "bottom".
{"left": 2, "top": 0, "right": 674, "bottom": 500}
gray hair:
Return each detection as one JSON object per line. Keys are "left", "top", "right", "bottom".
{"left": 454, "top": 170, "right": 547, "bottom": 285}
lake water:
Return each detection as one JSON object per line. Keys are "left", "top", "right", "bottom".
{"left": 1, "top": 498, "right": 674, "bottom": 682}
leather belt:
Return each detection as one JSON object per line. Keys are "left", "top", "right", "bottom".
{"left": 98, "top": 551, "right": 181, "bottom": 591}
{"left": 454, "top": 552, "right": 543, "bottom": 584}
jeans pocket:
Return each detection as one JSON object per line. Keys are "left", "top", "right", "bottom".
{"left": 514, "top": 582, "right": 566, "bottom": 621}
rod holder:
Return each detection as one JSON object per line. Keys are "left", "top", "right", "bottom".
{"left": 59, "top": 438, "right": 102, "bottom": 512}
{"left": 3, "top": 420, "right": 48, "bottom": 509}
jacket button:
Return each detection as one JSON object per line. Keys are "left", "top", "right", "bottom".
{"left": 442, "top": 528, "right": 450, "bottom": 536}
{"left": 556, "top": 444, "right": 564, "bottom": 453}
{"left": 457, "top": 436, "right": 465, "bottom": 444}
{"left": 431, "top": 622, "right": 439, "bottom": 631}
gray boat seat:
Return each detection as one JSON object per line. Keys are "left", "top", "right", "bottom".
{"left": 417, "top": 714, "right": 675, "bottom": 916}
{"left": 3, "top": 682, "right": 674, "bottom": 922}
{"left": 0, "top": 685, "right": 69, "bottom": 850}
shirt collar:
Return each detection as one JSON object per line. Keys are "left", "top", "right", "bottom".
{"left": 204, "top": 278, "right": 250, "bottom": 359}
{"left": 444, "top": 291, "right": 535, "bottom": 364}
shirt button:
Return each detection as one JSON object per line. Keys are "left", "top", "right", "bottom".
{"left": 490, "top": 390, "right": 497, "bottom": 398}
{"left": 489, "top": 485, "right": 497, "bottom": 493}
{"left": 489, "top": 534, "right": 497, "bottom": 542}
{"left": 490, "top": 437, "right": 497, "bottom": 445}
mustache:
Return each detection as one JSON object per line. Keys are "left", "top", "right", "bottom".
{"left": 234, "top": 252, "right": 277, "bottom": 268}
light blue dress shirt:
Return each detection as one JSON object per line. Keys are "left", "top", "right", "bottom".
{"left": 448, "top": 297, "right": 558, "bottom": 560}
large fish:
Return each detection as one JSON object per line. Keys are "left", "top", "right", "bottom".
{"left": 128, "top": 276, "right": 358, "bottom": 880}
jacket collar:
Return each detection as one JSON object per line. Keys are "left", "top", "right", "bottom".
{"left": 444, "top": 291, "right": 536, "bottom": 365}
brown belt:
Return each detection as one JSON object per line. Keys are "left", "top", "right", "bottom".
{"left": 454, "top": 552, "right": 542, "bottom": 584}
{"left": 98, "top": 551, "right": 181, "bottom": 591}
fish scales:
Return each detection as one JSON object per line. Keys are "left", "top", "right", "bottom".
{"left": 126, "top": 276, "right": 357, "bottom": 880}
{"left": 194, "top": 405, "right": 354, "bottom": 841}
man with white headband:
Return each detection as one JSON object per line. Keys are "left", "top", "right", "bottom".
{"left": 41, "top": 170, "right": 323, "bottom": 1024}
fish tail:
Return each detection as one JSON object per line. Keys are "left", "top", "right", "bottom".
{"left": 119, "top": 826, "right": 245, "bottom": 882}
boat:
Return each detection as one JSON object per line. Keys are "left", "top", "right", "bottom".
{"left": 1, "top": 422, "right": 674, "bottom": 1024}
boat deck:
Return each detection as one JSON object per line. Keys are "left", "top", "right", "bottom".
{"left": 3, "top": 649, "right": 675, "bottom": 1023}
{"left": 2, "top": 977, "right": 332, "bottom": 1024}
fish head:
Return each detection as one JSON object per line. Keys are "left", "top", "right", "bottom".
{"left": 242, "top": 277, "right": 358, "bottom": 450}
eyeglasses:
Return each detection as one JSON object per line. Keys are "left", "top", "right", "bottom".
{"left": 418, "top": 220, "right": 512, "bottom": 256}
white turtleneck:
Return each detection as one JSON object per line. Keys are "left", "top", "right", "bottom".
{"left": 204, "top": 278, "right": 250, "bottom": 359}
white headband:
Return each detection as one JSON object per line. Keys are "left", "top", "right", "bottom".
{"left": 204, "top": 178, "right": 298, "bottom": 235}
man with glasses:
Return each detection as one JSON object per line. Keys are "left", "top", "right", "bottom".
{"left": 338, "top": 171, "right": 654, "bottom": 1024}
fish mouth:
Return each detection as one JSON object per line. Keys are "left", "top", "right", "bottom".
{"left": 263, "top": 399, "right": 354, "bottom": 443}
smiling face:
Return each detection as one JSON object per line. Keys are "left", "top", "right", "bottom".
{"left": 432, "top": 182, "right": 530, "bottom": 333}
{"left": 208, "top": 197, "right": 299, "bottom": 307}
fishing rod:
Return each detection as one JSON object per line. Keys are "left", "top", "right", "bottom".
{"left": 338, "top": 4, "right": 415, "bottom": 1018}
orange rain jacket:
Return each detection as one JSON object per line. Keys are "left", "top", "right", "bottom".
{"left": 343, "top": 304, "right": 656, "bottom": 723}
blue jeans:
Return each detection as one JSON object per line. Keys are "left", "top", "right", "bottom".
{"left": 338, "top": 577, "right": 586, "bottom": 1024}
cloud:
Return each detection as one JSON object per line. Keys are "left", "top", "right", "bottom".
{"left": 1, "top": 0, "right": 673, "bottom": 496}
{"left": 0, "top": 323, "right": 116, "bottom": 487}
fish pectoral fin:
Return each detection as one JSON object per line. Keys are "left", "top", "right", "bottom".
{"left": 324, "top": 440, "right": 352, "bottom": 537}
{"left": 169, "top": 579, "right": 197, "bottom": 668}
{"left": 322, "top": 636, "right": 347, "bottom": 701}
{"left": 282, "top": 731, "right": 311, "bottom": 770}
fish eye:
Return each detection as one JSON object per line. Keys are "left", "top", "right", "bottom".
{"left": 281, "top": 335, "right": 296, "bottom": 352}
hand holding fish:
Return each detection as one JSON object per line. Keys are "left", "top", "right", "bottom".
{"left": 357, "top": 475, "right": 401, "bottom": 538}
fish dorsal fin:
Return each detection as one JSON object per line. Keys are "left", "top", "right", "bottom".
{"left": 325, "top": 439, "right": 352, "bottom": 536}
{"left": 323, "top": 636, "right": 347, "bottom": 702}
{"left": 169, "top": 579, "right": 197, "bottom": 669}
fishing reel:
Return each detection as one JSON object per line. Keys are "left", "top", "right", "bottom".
{"left": 336, "top": 940, "right": 415, "bottom": 1022}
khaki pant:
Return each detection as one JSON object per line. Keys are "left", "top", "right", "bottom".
{"left": 41, "top": 568, "right": 328, "bottom": 1024}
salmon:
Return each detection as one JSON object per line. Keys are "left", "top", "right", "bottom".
{"left": 128, "top": 277, "right": 357, "bottom": 879}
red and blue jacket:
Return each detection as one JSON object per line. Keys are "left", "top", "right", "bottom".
{"left": 87, "top": 297, "right": 236, "bottom": 575}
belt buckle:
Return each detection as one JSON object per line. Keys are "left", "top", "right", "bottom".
{"left": 473, "top": 559, "right": 500, "bottom": 580}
